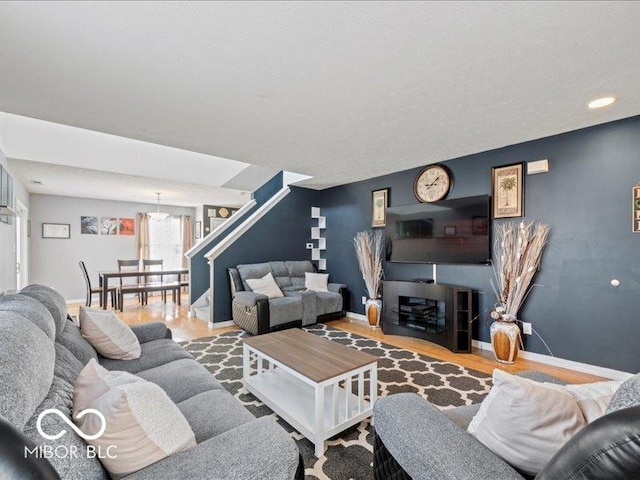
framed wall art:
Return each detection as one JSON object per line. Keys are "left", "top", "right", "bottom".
{"left": 42, "top": 223, "right": 70, "bottom": 239}
{"left": 119, "top": 218, "right": 135, "bottom": 235}
{"left": 100, "top": 217, "right": 118, "bottom": 235}
{"left": 492, "top": 163, "right": 524, "bottom": 219}
{"left": 195, "top": 220, "right": 202, "bottom": 239}
{"left": 633, "top": 183, "right": 640, "bottom": 233}
{"left": 372, "top": 188, "right": 389, "bottom": 228}
{"left": 81, "top": 216, "right": 99, "bottom": 234}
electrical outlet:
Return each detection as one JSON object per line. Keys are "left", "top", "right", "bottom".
{"left": 361, "top": 296, "right": 367, "bottom": 305}
{"left": 306, "top": 243, "right": 313, "bottom": 249}
{"left": 522, "top": 322, "right": 532, "bottom": 335}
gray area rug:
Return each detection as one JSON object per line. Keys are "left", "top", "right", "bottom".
{"left": 182, "top": 324, "right": 491, "bottom": 480}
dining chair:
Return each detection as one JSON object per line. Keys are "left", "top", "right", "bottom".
{"left": 117, "top": 259, "right": 142, "bottom": 306}
{"left": 79, "top": 261, "right": 117, "bottom": 309}
{"left": 142, "top": 259, "right": 166, "bottom": 303}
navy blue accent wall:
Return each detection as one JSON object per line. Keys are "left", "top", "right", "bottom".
{"left": 320, "top": 115, "right": 640, "bottom": 372}
{"left": 213, "top": 186, "right": 321, "bottom": 321}
{"left": 189, "top": 171, "right": 284, "bottom": 304}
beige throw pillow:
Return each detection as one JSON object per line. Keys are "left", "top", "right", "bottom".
{"left": 305, "top": 272, "right": 329, "bottom": 292}
{"left": 245, "top": 272, "right": 284, "bottom": 298}
{"left": 73, "top": 359, "right": 140, "bottom": 413}
{"left": 467, "top": 369, "right": 586, "bottom": 476}
{"left": 73, "top": 361, "right": 196, "bottom": 479}
{"left": 79, "top": 307, "right": 141, "bottom": 360}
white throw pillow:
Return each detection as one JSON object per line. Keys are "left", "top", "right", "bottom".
{"left": 564, "top": 380, "right": 622, "bottom": 423}
{"left": 245, "top": 272, "right": 284, "bottom": 298}
{"left": 73, "top": 361, "right": 196, "bottom": 479}
{"left": 79, "top": 307, "right": 141, "bottom": 360}
{"left": 467, "top": 369, "right": 586, "bottom": 476}
{"left": 305, "top": 272, "right": 329, "bottom": 292}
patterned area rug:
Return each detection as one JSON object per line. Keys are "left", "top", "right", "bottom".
{"left": 182, "top": 324, "right": 491, "bottom": 480}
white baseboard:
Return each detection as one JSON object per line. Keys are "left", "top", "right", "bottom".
{"left": 346, "top": 311, "right": 368, "bottom": 322}
{"left": 208, "top": 320, "right": 235, "bottom": 329}
{"left": 472, "top": 340, "right": 633, "bottom": 381}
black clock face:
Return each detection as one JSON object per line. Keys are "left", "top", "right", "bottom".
{"left": 414, "top": 165, "right": 452, "bottom": 202}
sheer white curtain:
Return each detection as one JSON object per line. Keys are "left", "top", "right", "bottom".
{"left": 148, "top": 215, "right": 182, "bottom": 269}
{"left": 136, "top": 213, "right": 150, "bottom": 260}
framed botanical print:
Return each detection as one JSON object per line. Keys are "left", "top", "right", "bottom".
{"left": 492, "top": 163, "right": 524, "bottom": 219}
{"left": 372, "top": 188, "right": 389, "bottom": 228}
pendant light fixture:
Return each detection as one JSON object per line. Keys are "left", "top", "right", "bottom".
{"left": 148, "top": 192, "right": 170, "bottom": 221}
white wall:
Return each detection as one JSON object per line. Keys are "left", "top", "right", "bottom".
{"left": 29, "top": 194, "right": 195, "bottom": 300}
{"left": 0, "top": 144, "right": 30, "bottom": 293}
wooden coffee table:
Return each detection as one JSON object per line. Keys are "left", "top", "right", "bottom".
{"left": 242, "top": 328, "right": 378, "bottom": 457}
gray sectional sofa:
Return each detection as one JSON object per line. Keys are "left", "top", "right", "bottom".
{"left": 229, "top": 260, "right": 349, "bottom": 335}
{"left": 373, "top": 371, "right": 640, "bottom": 480}
{"left": 0, "top": 284, "right": 303, "bottom": 480}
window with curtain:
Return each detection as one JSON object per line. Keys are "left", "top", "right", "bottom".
{"left": 148, "top": 215, "right": 183, "bottom": 270}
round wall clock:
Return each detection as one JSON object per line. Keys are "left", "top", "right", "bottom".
{"left": 413, "top": 164, "right": 453, "bottom": 203}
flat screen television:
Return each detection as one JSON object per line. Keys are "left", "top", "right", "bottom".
{"left": 385, "top": 195, "right": 491, "bottom": 265}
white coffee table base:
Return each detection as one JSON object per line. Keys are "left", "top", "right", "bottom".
{"left": 243, "top": 343, "right": 377, "bottom": 457}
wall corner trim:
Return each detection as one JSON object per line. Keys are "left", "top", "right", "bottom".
{"left": 472, "top": 340, "right": 633, "bottom": 381}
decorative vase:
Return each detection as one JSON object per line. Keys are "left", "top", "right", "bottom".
{"left": 365, "top": 298, "right": 382, "bottom": 327}
{"left": 490, "top": 320, "right": 520, "bottom": 364}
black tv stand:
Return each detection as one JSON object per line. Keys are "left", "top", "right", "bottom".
{"left": 411, "top": 278, "right": 434, "bottom": 284}
{"left": 382, "top": 280, "right": 473, "bottom": 353}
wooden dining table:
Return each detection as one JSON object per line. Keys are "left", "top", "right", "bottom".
{"left": 98, "top": 269, "right": 189, "bottom": 310}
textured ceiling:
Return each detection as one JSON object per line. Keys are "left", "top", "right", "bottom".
{"left": 1, "top": 2, "right": 639, "bottom": 189}
{"left": 7, "top": 159, "right": 249, "bottom": 207}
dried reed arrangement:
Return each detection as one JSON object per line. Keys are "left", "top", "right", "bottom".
{"left": 353, "top": 230, "right": 384, "bottom": 299}
{"left": 490, "top": 221, "right": 550, "bottom": 321}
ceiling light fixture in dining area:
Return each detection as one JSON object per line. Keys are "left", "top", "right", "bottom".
{"left": 148, "top": 192, "right": 170, "bottom": 221}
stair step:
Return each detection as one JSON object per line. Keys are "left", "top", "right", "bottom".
{"left": 193, "top": 305, "right": 210, "bottom": 321}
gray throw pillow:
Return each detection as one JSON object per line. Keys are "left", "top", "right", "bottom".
{"left": 606, "top": 372, "right": 640, "bottom": 414}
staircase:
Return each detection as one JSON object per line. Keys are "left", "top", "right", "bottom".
{"left": 191, "top": 293, "right": 211, "bottom": 322}
{"left": 185, "top": 171, "right": 292, "bottom": 325}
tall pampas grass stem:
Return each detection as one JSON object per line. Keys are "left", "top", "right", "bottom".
{"left": 353, "top": 230, "right": 384, "bottom": 299}
{"left": 490, "top": 221, "right": 550, "bottom": 320}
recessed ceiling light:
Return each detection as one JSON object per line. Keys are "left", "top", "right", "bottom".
{"left": 588, "top": 96, "right": 616, "bottom": 109}
{"left": 30, "top": 180, "right": 44, "bottom": 185}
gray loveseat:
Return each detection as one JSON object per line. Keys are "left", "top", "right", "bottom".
{"left": 228, "top": 260, "right": 349, "bottom": 335}
{"left": 373, "top": 371, "right": 640, "bottom": 480}
{"left": 0, "top": 284, "right": 303, "bottom": 480}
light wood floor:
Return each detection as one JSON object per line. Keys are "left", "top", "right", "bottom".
{"left": 68, "top": 295, "right": 214, "bottom": 343}
{"left": 69, "top": 296, "right": 605, "bottom": 384}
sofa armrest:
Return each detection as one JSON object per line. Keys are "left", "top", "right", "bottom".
{"left": 129, "top": 322, "right": 171, "bottom": 343}
{"left": 233, "top": 291, "right": 269, "bottom": 306}
{"left": 232, "top": 292, "right": 270, "bottom": 335}
{"left": 374, "top": 393, "right": 524, "bottom": 480}
{"left": 328, "top": 283, "right": 349, "bottom": 312}
{"left": 121, "top": 417, "right": 300, "bottom": 480}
